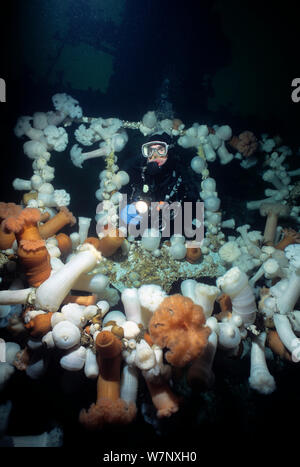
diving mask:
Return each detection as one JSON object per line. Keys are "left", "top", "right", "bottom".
{"left": 141, "top": 141, "right": 169, "bottom": 159}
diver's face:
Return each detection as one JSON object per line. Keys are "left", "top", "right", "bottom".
{"left": 148, "top": 144, "right": 168, "bottom": 162}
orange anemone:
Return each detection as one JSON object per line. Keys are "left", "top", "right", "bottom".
{"left": 266, "top": 329, "right": 292, "bottom": 361}
{"left": 97, "top": 228, "right": 124, "bottom": 257}
{"left": 84, "top": 236, "right": 101, "bottom": 250}
{"left": 3, "top": 208, "right": 51, "bottom": 286}
{"left": 149, "top": 294, "right": 211, "bottom": 367}
{"left": 56, "top": 232, "right": 73, "bottom": 257}
{"left": 63, "top": 294, "right": 97, "bottom": 306}
{"left": 215, "top": 293, "right": 232, "bottom": 321}
{"left": 0, "top": 202, "right": 23, "bottom": 249}
{"left": 145, "top": 379, "right": 180, "bottom": 418}
{"left": 79, "top": 331, "right": 136, "bottom": 429}
{"left": 3, "top": 207, "right": 41, "bottom": 243}
{"left": 185, "top": 246, "right": 202, "bottom": 263}
{"left": 25, "top": 312, "right": 53, "bottom": 338}
{"left": 23, "top": 192, "right": 38, "bottom": 205}
{"left": 275, "top": 228, "right": 300, "bottom": 250}
{"left": 39, "top": 207, "right": 76, "bottom": 239}
{"left": 18, "top": 239, "right": 51, "bottom": 287}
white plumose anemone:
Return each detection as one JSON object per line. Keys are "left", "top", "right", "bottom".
{"left": 52, "top": 321, "right": 81, "bottom": 350}
{"left": 35, "top": 244, "right": 101, "bottom": 312}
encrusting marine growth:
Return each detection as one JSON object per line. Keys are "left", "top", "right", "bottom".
{"left": 0, "top": 92, "right": 299, "bottom": 438}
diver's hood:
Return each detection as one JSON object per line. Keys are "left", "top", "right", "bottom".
{"left": 144, "top": 133, "right": 173, "bottom": 145}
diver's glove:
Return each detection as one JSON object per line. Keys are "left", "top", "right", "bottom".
{"left": 120, "top": 203, "right": 142, "bottom": 226}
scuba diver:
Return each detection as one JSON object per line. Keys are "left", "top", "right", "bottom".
{"left": 120, "top": 133, "right": 199, "bottom": 229}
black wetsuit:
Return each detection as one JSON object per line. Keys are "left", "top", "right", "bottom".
{"left": 124, "top": 149, "right": 199, "bottom": 204}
